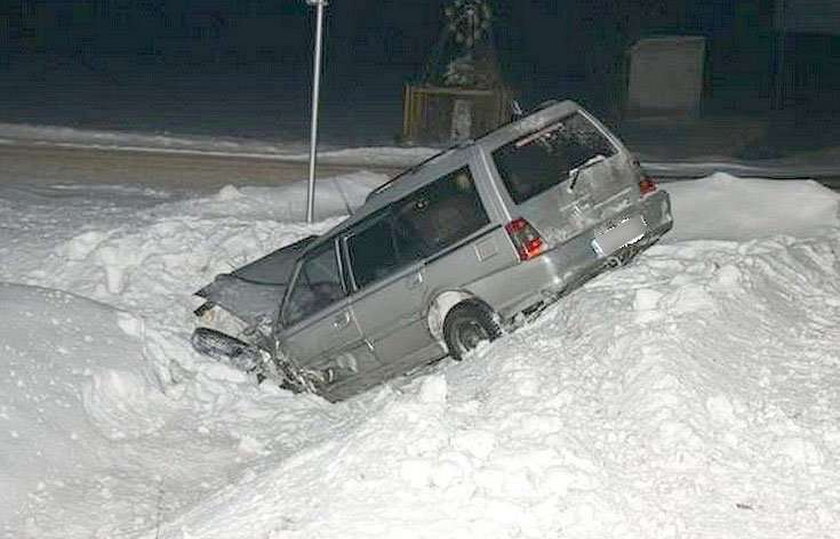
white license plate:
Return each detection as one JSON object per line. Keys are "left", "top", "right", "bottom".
{"left": 591, "top": 215, "right": 646, "bottom": 257}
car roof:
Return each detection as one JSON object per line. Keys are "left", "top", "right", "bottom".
{"left": 305, "top": 99, "right": 583, "bottom": 253}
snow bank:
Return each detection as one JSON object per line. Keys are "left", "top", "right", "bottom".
{"left": 1, "top": 170, "right": 839, "bottom": 538}
{"left": 0, "top": 284, "right": 148, "bottom": 532}
{"left": 1, "top": 174, "right": 391, "bottom": 537}
{"left": 155, "top": 230, "right": 840, "bottom": 539}
{"left": 664, "top": 172, "right": 840, "bottom": 241}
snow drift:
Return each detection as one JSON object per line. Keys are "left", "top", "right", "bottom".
{"left": 1, "top": 171, "right": 839, "bottom": 538}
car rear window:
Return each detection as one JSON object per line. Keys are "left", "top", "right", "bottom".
{"left": 492, "top": 112, "right": 617, "bottom": 204}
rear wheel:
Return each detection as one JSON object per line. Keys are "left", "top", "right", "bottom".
{"left": 443, "top": 303, "right": 501, "bottom": 361}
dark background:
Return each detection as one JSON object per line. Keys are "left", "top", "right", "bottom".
{"left": 0, "top": 0, "right": 837, "bottom": 148}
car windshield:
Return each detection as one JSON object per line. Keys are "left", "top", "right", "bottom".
{"left": 492, "top": 112, "right": 616, "bottom": 204}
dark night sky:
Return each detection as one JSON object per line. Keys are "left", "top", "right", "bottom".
{"left": 0, "top": 1, "right": 836, "bottom": 144}
{"left": 1, "top": 1, "right": 736, "bottom": 61}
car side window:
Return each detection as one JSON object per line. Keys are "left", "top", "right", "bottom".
{"left": 393, "top": 166, "right": 489, "bottom": 258}
{"left": 346, "top": 215, "right": 400, "bottom": 289}
{"left": 346, "top": 166, "right": 489, "bottom": 291}
{"left": 283, "top": 244, "right": 345, "bottom": 326}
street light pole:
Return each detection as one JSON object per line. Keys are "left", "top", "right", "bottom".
{"left": 772, "top": 0, "right": 786, "bottom": 110}
{"left": 305, "top": 0, "right": 327, "bottom": 223}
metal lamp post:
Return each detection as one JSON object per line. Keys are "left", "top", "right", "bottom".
{"left": 305, "top": 0, "right": 327, "bottom": 223}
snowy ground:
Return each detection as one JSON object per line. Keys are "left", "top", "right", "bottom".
{"left": 0, "top": 122, "right": 438, "bottom": 169}
{"left": 1, "top": 162, "right": 839, "bottom": 537}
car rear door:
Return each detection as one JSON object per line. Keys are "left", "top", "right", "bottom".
{"left": 342, "top": 210, "right": 441, "bottom": 385}
{"left": 345, "top": 164, "right": 498, "bottom": 379}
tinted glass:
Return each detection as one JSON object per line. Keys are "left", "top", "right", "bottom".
{"left": 283, "top": 245, "right": 345, "bottom": 326}
{"left": 393, "top": 167, "right": 489, "bottom": 258}
{"left": 493, "top": 112, "right": 616, "bottom": 204}
{"left": 346, "top": 167, "right": 489, "bottom": 290}
{"left": 347, "top": 216, "right": 400, "bottom": 289}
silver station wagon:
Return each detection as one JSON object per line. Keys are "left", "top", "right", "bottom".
{"left": 192, "top": 100, "right": 673, "bottom": 401}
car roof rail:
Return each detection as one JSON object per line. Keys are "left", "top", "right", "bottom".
{"left": 365, "top": 139, "right": 474, "bottom": 201}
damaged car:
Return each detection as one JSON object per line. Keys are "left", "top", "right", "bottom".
{"left": 191, "top": 100, "right": 673, "bottom": 401}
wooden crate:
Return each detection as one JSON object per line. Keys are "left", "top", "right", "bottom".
{"left": 402, "top": 84, "right": 511, "bottom": 144}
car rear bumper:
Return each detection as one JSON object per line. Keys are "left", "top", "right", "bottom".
{"left": 477, "top": 189, "right": 673, "bottom": 322}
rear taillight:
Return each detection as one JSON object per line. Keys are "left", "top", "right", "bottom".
{"left": 505, "top": 218, "right": 545, "bottom": 261}
{"left": 639, "top": 177, "right": 658, "bottom": 195}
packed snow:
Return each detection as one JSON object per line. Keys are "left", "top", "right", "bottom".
{"left": 1, "top": 168, "right": 839, "bottom": 538}
{"left": 0, "top": 123, "right": 437, "bottom": 168}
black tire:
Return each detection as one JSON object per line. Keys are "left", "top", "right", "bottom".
{"left": 443, "top": 302, "right": 502, "bottom": 361}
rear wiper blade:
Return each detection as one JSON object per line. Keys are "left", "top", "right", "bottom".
{"left": 568, "top": 154, "right": 606, "bottom": 191}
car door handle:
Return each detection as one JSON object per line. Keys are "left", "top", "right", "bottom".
{"left": 406, "top": 271, "right": 423, "bottom": 289}
{"left": 333, "top": 311, "right": 351, "bottom": 330}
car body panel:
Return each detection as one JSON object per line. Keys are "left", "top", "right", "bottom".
{"left": 347, "top": 263, "right": 443, "bottom": 387}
